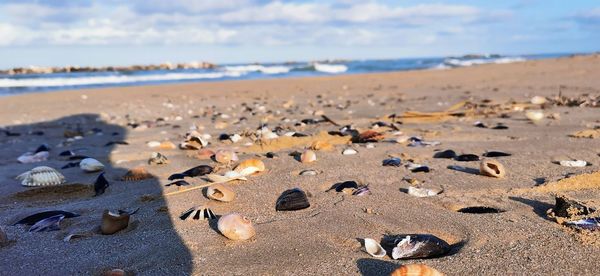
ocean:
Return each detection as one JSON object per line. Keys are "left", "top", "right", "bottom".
{"left": 0, "top": 53, "right": 572, "bottom": 95}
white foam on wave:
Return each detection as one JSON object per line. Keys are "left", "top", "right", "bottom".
{"left": 313, "top": 63, "right": 348, "bottom": 74}
{"left": 223, "top": 65, "right": 290, "bottom": 74}
{"left": 0, "top": 72, "right": 243, "bottom": 88}
{"left": 444, "top": 57, "right": 526, "bottom": 67}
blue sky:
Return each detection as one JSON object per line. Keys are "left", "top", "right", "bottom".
{"left": 0, "top": 0, "right": 598, "bottom": 68}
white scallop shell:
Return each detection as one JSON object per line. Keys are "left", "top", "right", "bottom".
{"left": 79, "top": 158, "right": 105, "bottom": 172}
{"left": 16, "top": 166, "right": 65, "bottom": 187}
{"left": 364, "top": 238, "right": 386, "bottom": 258}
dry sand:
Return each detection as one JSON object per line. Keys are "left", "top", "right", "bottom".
{"left": 1, "top": 54, "right": 600, "bottom": 275}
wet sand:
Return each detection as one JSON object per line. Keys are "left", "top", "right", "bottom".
{"left": 1, "top": 54, "right": 600, "bottom": 275}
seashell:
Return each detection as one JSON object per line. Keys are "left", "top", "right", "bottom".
{"left": 234, "top": 159, "right": 266, "bottom": 176}
{"left": 214, "top": 150, "right": 239, "bottom": 164}
{"left": 63, "top": 232, "right": 93, "bottom": 242}
{"left": 159, "top": 141, "right": 177, "bottom": 149}
{"left": 276, "top": 188, "right": 310, "bottom": 211}
{"left": 168, "top": 165, "right": 213, "bottom": 180}
{"left": 179, "top": 141, "right": 203, "bottom": 150}
{"left": 310, "top": 140, "right": 333, "bottom": 151}
{"left": 148, "top": 152, "right": 169, "bottom": 165}
{"left": 565, "top": 217, "right": 600, "bottom": 231}
{"left": 552, "top": 195, "right": 595, "bottom": 218}
{"left": 205, "top": 171, "right": 247, "bottom": 183}
{"left": 354, "top": 130, "right": 384, "bottom": 143}
{"left": 479, "top": 159, "right": 506, "bottom": 178}
{"left": 300, "top": 150, "right": 317, "bottom": 163}
{"left": 525, "top": 110, "right": 544, "bottom": 122}
{"left": 363, "top": 238, "right": 386, "bottom": 258}
{"left": 217, "top": 213, "right": 256, "bottom": 240}
{"left": 206, "top": 184, "right": 236, "bottom": 202}
{"left": 531, "top": 95, "right": 547, "bottom": 105}
{"left": 120, "top": 167, "right": 153, "bottom": 181}
{"left": 473, "top": 121, "right": 487, "bottom": 128}
{"left": 457, "top": 206, "right": 504, "bottom": 214}
{"left": 195, "top": 149, "right": 216, "bottom": 160}
{"left": 433, "top": 150, "right": 456, "bottom": 159}
{"left": 79, "top": 158, "right": 105, "bottom": 172}
{"left": 482, "top": 151, "right": 511, "bottom": 157}
{"left": 558, "top": 160, "right": 587, "bottom": 167}
{"left": 407, "top": 186, "right": 443, "bottom": 197}
{"left": 94, "top": 172, "right": 110, "bottom": 196}
{"left": 101, "top": 210, "right": 130, "bottom": 235}
{"left": 352, "top": 186, "right": 371, "bottom": 196}
{"left": 147, "top": 141, "right": 161, "bottom": 148}
{"left": 166, "top": 180, "right": 190, "bottom": 187}
{"left": 13, "top": 211, "right": 79, "bottom": 226}
{"left": 381, "top": 234, "right": 450, "bottom": 260}
{"left": 390, "top": 264, "right": 444, "bottom": 276}
{"left": 455, "top": 154, "right": 479, "bottom": 162}
{"left": 29, "top": 214, "right": 65, "bottom": 232}
{"left": 365, "top": 143, "right": 375, "bottom": 149}
{"left": 179, "top": 206, "right": 217, "bottom": 221}
{"left": 383, "top": 157, "right": 401, "bottom": 167}
{"left": 16, "top": 166, "right": 65, "bottom": 187}
{"left": 17, "top": 151, "right": 49, "bottom": 163}
{"left": 492, "top": 123, "right": 509, "bottom": 130}
{"left": 59, "top": 150, "right": 75, "bottom": 157}
{"left": 406, "top": 163, "right": 430, "bottom": 173}
{"left": 407, "top": 136, "right": 440, "bottom": 147}
{"left": 328, "top": 180, "right": 359, "bottom": 194}
{"left": 230, "top": 134, "right": 242, "bottom": 143}
{"left": 299, "top": 169, "right": 319, "bottom": 176}
{"left": 342, "top": 148, "right": 358, "bottom": 155}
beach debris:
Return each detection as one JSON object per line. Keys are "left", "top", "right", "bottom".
{"left": 214, "top": 150, "right": 239, "bottom": 164}
{"left": 353, "top": 130, "right": 384, "bottom": 143}
{"left": 275, "top": 188, "right": 310, "bottom": 211}
{"left": 101, "top": 209, "right": 138, "bottom": 235}
{"left": 342, "top": 148, "right": 358, "bottom": 155}
{"left": 300, "top": 150, "right": 317, "bottom": 163}
{"left": 79, "top": 158, "right": 105, "bottom": 172}
{"left": 482, "top": 151, "right": 511, "bottom": 157}
{"left": 206, "top": 184, "right": 236, "bottom": 202}
{"left": 148, "top": 152, "right": 168, "bottom": 165}
{"left": 94, "top": 173, "right": 110, "bottom": 196}
{"left": 168, "top": 165, "right": 213, "bottom": 180}
{"left": 206, "top": 170, "right": 248, "bottom": 183}
{"left": 179, "top": 207, "right": 217, "bottom": 221}
{"left": 390, "top": 264, "right": 444, "bottom": 276}
{"left": 310, "top": 140, "right": 334, "bottom": 151}
{"left": 407, "top": 186, "right": 443, "bottom": 197}
{"left": 531, "top": 96, "right": 547, "bottom": 105}
{"left": 217, "top": 213, "right": 256, "bottom": 240}
{"left": 363, "top": 238, "right": 386, "bottom": 258}
{"left": 120, "top": 167, "right": 154, "bottom": 181}
{"left": 29, "top": 214, "right": 65, "bottom": 232}
{"left": 408, "top": 137, "right": 440, "bottom": 147}
{"left": 299, "top": 169, "right": 319, "bottom": 176}
{"left": 234, "top": 159, "right": 266, "bottom": 176}
{"left": 558, "top": 160, "right": 588, "bottom": 167}
{"left": 179, "top": 134, "right": 208, "bottom": 149}
{"left": 166, "top": 180, "right": 190, "bottom": 187}
{"left": 479, "top": 159, "right": 506, "bottom": 178}
{"left": 569, "top": 129, "right": 600, "bottom": 139}
{"left": 383, "top": 158, "right": 402, "bottom": 167}
{"left": 406, "top": 162, "right": 430, "bottom": 173}
{"left": 13, "top": 210, "right": 79, "bottom": 226}
{"left": 17, "top": 151, "right": 49, "bottom": 164}
{"left": 525, "top": 110, "right": 544, "bottom": 122}
{"left": 381, "top": 234, "right": 451, "bottom": 260}
{"left": 455, "top": 154, "right": 479, "bottom": 162}
{"left": 433, "top": 150, "right": 456, "bottom": 159}
{"left": 16, "top": 166, "right": 65, "bottom": 187}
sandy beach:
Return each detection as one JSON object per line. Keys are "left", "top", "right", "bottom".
{"left": 1, "top": 54, "right": 600, "bottom": 275}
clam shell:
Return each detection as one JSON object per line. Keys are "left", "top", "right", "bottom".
{"left": 16, "top": 166, "right": 66, "bottom": 187}
{"left": 382, "top": 234, "right": 450, "bottom": 260}
{"left": 79, "top": 158, "right": 105, "bottom": 172}
{"left": 217, "top": 213, "right": 255, "bottom": 240}
{"left": 407, "top": 186, "right": 442, "bottom": 197}
{"left": 101, "top": 210, "right": 130, "bottom": 235}
{"left": 158, "top": 141, "right": 177, "bottom": 149}
{"left": 234, "top": 159, "right": 265, "bottom": 176}
{"left": 363, "top": 238, "right": 386, "bottom": 258}
{"left": 559, "top": 160, "right": 587, "bottom": 167}
{"left": 206, "top": 184, "right": 236, "bottom": 202}
{"left": 148, "top": 152, "right": 169, "bottom": 165}
{"left": 390, "top": 264, "right": 444, "bottom": 276}
{"left": 214, "top": 150, "right": 239, "bottom": 164}
{"left": 525, "top": 110, "right": 544, "bottom": 121}
{"left": 479, "top": 159, "right": 506, "bottom": 178}
{"left": 342, "top": 148, "right": 358, "bottom": 155}
{"left": 455, "top": 154, "right": 479, "bottom": 162}
{"left": 299, "top": 169, "right": 319, "bottom": 176}
{"left": 300, "top": 150, "right": 317, "bottom": 163}
{"left": 179, "top": 207, "right": 217, "bottom": 221}
{"left": 275, "top": 188, "right": 310, "bottom": 211}
{"left": 17, "top": 151, "right": 49, "bottom": 163}
{"left": 120, "top": 167, "right": 153, "bottom": 181}
{"left": 13, "top": 210, "right": 79, "bottom": 226}
{"left": 531, "top": 96, "right": 547, "bottom": 105}
{"left": 354, "top": 130, "right": 384, "bottom": 143}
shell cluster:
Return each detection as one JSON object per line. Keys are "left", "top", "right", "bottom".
{"left": 16, "top": 166, "right": 66, "bottom": 187}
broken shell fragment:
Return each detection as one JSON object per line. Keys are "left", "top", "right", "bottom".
{"left": 299, "top": 169, "right": 319, "bottom": 176}
{"left": 206, "top": 184, "right": 236, "bottom": 202}
{"left": 363, "top": 238, "right": 386, "bottom": 258}
{"left": 342, "top": 148, "right": 358, "bottom": 155}
{"left": 79, "top": 158, "right": 105, "bottom": 172}
{"left": 390, "top": 264, "right": 444, "bottom": 276}
{"left": 120, "top": 167, "right": 154, "bottom": 181}
{"left": 17, "top": 151, "right": 49, "bottom": 164}
{"left": 13, "top": 210, "right": 79, "bottom": 226}
{"left": 382, "top": 234, "right": 451, "bottom": 260}
{"left": 168, "top": 165, "right": 213, "bottom": 180}
{"left": 217, "top": 213, "right": 256, "bottom": 240}
{"left": 94, "top": 173, "right": 110, "bottom": 196}
{"left": 383, "top": 158, "right": 401, "bottom": 167}
{"left": 205, "top": 171, "right": 247, "bottom": 183}
{"left": 101, "top": 210, "right": 130, "bottom": 235}
{"left": 179, "top": 207, "right": 217, "bottom": 221}
{"left": 195, "top": 149, "right": 216, "bottom": 160}
{"left": 16, "top": 166, "right": 66, "bottom": 187}
{"left": 531, "top": 96, "right": 547, "bottom": 105}
{"left": 234, "top": 159, "right": 266, "bottom": 176}
{"left": 148, "top": 152, "right": 168, "bottom": 165}
{"left": 300, "top": 150, "right": 317, "bottom": 163}
{"left": 310, "top": 140, "right": 334, "bottom": 151}
{"left": 275, "top": 188, "right": 310, "bottom": 211}
{"left": 455, "top": 154, "right": 479, "bottom": 162}
{"left": 558, "top": 160, "right": 587, "bottom": 167}
{"left": 29, "top": 214, "right": 65, "bottom": 232}
{"left": 407, "top": 186, "right": 443, "bottom": 197}
{"left": 479, "top": 159, "right": 506, "bottom": 178}
{"left": 525, "top": 110, "right": 544, "bottom": 122}
{"left": 214, "top": 150, "right": 239, "bottom": 164}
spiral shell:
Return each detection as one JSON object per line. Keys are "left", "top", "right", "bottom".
{"left": 234, "top": 159, "right": 265, "bottom": 176}
{"left": 479, "top": 159, "right": 506, "bottom": 178}
{"left": 16, "top": 166, "right": 66, "bottom": 187}
{"left": 217, "top": 213, "right": 255, "bottom": 241}
{"left": 300, "top": 150, "right": 317, "bottom": 163}
{"left": 206, "top": 184, "right": 236, "bottom": 202}
{"left": 79, "top": 158, "right": 105, "bottom": 173}
{"left": 120, "top": 167, "right": 154, "bottom": 181}
{"left": 390, "top": 264, "right": 444, "bottom": 276}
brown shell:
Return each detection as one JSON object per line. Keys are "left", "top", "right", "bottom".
{"left": 120, "top": 167, "right": 154, "bottom": 181}
{"left": 158, "top": 141, "right": 177, "bottom": 150}
{"left": 310, "top": 140, "right": 334, "bottom": 151}
{"left": 101, "top": 210, "right": 130, "bottom": 235}
{"left": 300, "top": 150, "right": 317, "bottom": 163}
{"left": 390, "top": 264, "right": 444, "bottom": 276}
{"left": 356, "top": 130, "right": 384, "bottom": 143}
{"left": 479, "top": 159, "right": 506, "bottom": 178}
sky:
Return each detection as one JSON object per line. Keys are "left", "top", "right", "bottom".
{"left": 0, "top": 0, "right": 599, "bottom": 68}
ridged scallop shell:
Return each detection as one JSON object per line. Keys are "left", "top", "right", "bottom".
{"left": 16, "top": 166, "right": 66, "bottom": 187}
{"left": 217, "top": 213, "right": 255, "bottom": 240}
{"left": 206, "top": 184, "right": 236, "bottom": 202}
{"left": 148, "top": 152, "right": 168, "bottom": 165}
{"left": 79, "top": 158, "right": 105, "bottom": 172}
{"left": 101, "top": 210, "right": 129, "bottom": 235}
{"left": 390, "top": 264, "right": 444, "bottom": 276}
{"left": 300, "top": 150, "right": 317, "bottom": 163}
{"left": 234, "top": 159, "right": 265, "bottom": 176}
{"left": 214, "top": 150, "right": 239, "bottom": 164}
{"left": 479, "top": 159, "right": 506, "bottom": 178}
{"left": 363, "top": 238, "right": 386, "bottom": 258}
{"left": 179, "top": 206, "right": 217, "bottom": 221}
{"left": 120, "top": 167, "right": 154, "bottom": 181}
